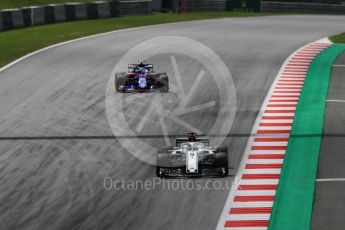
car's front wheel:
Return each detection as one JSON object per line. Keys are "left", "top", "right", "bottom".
{"left": 156, "top": 166, "right": 164, "bottom": 178}
{"left": 115, "top": 72, "right": 127, "bottom": 92}
{"left": 156, "top": 151, "right": 170, "bottom": 177}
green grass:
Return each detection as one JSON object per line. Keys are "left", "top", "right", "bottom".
{"left": 330, "top": 32, "right": 345, "bottom": 43}
{"left": 264, "top": 0, "right": 343, "bottom": 4}
{"left": 0, "top": 0, "right": 94, "bottom": 9}
{"left": 0, "top": 12, "right": 274, "bottom": 68}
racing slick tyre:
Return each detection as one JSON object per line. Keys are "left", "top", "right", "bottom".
{"left": 115, "top": 72, "right": 127, "bottom": 92}
{"left": 157, "top": 73, "right": 169, "bottom": 93}
{"left": 215, "top": 150, "right": 229, "bottom": 177}
{"left": 156, "top": 152, "right": 170, "bottom": 177}
{"left": 158, "top": 146, "right": 172, "bottom": 153}
{"left": 215, "top": 146, "right": 228, "bottom": 153}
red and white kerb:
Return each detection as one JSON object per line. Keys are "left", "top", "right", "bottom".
{"left": 217, "top": 40, "right": 331, "bottom": 230}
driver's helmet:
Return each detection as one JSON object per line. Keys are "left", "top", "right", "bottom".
{"left": 182, "top": 143, "right": 192, "bottom": 151}
{"left": 187, "top": 133, "right": 197, "bottom": 142}
{"left": 135, "top": 67, "right": 147, "bottom": 75}
{"left": 137, "top": 61, "right": 145, "bottom": 68}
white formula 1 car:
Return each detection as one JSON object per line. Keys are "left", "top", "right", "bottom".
{"left": 156, "top": 133, "right": 229, "bottom": 177}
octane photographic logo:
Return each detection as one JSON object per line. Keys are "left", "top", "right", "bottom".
{"left": 105, "top": 36, "right": 236, "bottom": 165}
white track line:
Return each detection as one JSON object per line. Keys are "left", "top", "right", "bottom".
{"left": 239, "top": 180, "right": 279, "bottom": 185}
{"left": 250, "top": 150, "right": 286, "bottom": 155}
{"left": 228, "top": 214, "right": 271, "bottom": 221}
{"left": 235, "top": 190, "right": 277, "bottom": 196}
{"left": 231, "top": 202, "right": 275, "bottom": 208}
{"left": 326, "top": 99, "right": 345, "bottom": 103}
{"left": 246, "top": 159, "right": 284, "bottom": 164}
{"left": 316, "top": 178, "right": 345, "bottom": 182}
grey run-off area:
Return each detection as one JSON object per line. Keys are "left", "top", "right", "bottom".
{"left": 0, "top": 15, "right": 345, "bottom": 230}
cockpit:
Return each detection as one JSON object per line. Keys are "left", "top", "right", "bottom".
{"left": 193, "top": 142, "right": 204, "bottom": 150}
{"left": 181, "top": 143, "right": 192, "bottom": 151}
{"left": 134, "top": 67, "right": 148, "bottom": 74}
{"left": 181, "top": 142, "right": 204, "bottom": 151}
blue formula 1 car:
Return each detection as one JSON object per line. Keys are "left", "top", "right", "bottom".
{"left": 115, "top": 62, "right": 169, "bottom": 93}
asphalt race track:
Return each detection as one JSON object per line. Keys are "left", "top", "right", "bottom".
{"left": 0, "top": 15, "right": 345, "bottom": 230}
{"left": 312, "top": 53, "right": 345, "bottom": 230}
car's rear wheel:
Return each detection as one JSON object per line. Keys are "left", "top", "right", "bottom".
{"left": 215, "top": 150, "right": 229, "bottom": 177}
{"left": 156, "top": 166, "right": 164, "bottom": 178}
{"left": 158, "top": 146, "right": 172, "bottom": 153}
{"left": 215, "top": 146, "right": 228, "bottom": 153}
{"left": 157, "top": 73, "right": 169, "bottom": 93}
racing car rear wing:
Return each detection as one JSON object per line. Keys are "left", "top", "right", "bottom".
{"left": 128, "top": 64, "right": 153, "bottom": 72}
{"left": 176, "top": 137, "right": 210, "bottom": 147}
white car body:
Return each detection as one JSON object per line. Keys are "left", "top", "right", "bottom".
{"left": 169, "top": 142, "right": 215, "bottom": 174}
{"left": 156, "top": 134, "right": 228, "bottom": 177}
